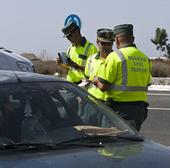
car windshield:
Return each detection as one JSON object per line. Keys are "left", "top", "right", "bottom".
{"left": 0, "top": 81, "right": 139, "bottom": 146}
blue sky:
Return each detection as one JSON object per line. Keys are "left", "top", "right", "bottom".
{"left": 0, "top": 0, "right": 170, "bottom": 59}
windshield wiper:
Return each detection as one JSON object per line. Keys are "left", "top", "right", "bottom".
{"left": 0, "top": 143, "right": 58, "bottom": 150}
{"left": 116, "top": 132, "right": 144, "bottom": 142}
{"left": 58, "top": 135, "right": 114, "bottom": 145}
{"left": 0, "top": 141, "right": 104, "bottom": 151}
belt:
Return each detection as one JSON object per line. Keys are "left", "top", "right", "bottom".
{"left": 105, "top": 98, "right": 146, "bottom": 106}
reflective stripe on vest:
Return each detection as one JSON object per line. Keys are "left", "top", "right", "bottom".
{"left": 109, "top": 50, "right": 148, "bottom": 92}
{"left": 86, "top": 54, "right": 97, "bottom": 77}
{"left": 67, "top": 46, "right": 71, "bottom": 58}
{"left": 81, "top": 43, "right": 92, "bottom": 66}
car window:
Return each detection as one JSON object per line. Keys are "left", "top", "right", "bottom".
{"left": 0, "top": 82, "right": 136, "bottom": 145}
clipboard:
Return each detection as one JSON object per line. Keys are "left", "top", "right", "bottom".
{"left": 58, "top": 52, "right": 70, "bottom": 64}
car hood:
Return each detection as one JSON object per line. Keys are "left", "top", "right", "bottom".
{"left": 0, "top": 140, "right": 170, "bottom": 168}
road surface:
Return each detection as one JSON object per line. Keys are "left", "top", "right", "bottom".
{"left": 141, "top": 89, "right": 170, "bottom": 146}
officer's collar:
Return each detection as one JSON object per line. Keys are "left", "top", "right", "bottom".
{"left": 121, "top": 43, "right": 137, "bottom": 48}
{"left": 96, "top": 50, "right": 113, "bottom": 59}
{"left": 80, "top": 37, "right": 86, "bottom": 46}
{"left": 95, "top": 52, "right": 100, "bottom": 59}
{"left": 72, "top": 37, "right": 86, "bottom": 47}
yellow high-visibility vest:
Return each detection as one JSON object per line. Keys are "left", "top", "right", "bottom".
{"left": 98, "top": 46, "right": 152, "bottom": 102}
{"left": 66, "top": 40, "right": 97, "bottom": 83}
{"left": 85, "top": 53, "right": 106, "bottom": 100}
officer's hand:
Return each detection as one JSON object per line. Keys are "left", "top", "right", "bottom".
{"left": 92, "top": 77, "right": 108, "bottom": 91}
{"left": 92, "top": 77, "right": 98, "bottom": 86}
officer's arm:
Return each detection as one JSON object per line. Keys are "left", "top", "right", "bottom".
{"left": 92, "top": 77, "right": 110, "bottom": 91}
{"left": 77, "top": 65, "right": 85, "bottom": 71}
{"left": 67, "top": 60, "right": 85, "bottom": 71}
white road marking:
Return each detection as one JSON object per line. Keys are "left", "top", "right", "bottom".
{"left": 149, "top": 85, "right": 170, "bottom": 91}
{"left": 148, "top": 93, "right": 170, "bottom": 96}
{"left": 148, "top": 107, "right": 170, "bottom": 111}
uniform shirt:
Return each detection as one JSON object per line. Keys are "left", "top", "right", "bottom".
{"left": 98, "top": 45, "right": 152, "bottom": 102}
{"left": 85, "top": 52, "right": 107, "bottom": 101}
{"left": 66, "top": 37, "right": 97, "bottom": 83}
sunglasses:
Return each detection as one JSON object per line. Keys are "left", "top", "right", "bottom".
{"left": 66, "top": 30, "right": 76, "bottom": 39}
{"left": 99, "top": 41, "right": 113, "bottom": 46}
{"left": 67, "top": 33, "right": 72, "bottom": 39}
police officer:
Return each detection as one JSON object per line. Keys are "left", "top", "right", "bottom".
{"left": 56, "top": 21, "right": 97, "bottom": 84}
{"left": 56, "top": 21, "right": 97, "bottom": 114}
{"left": 84, "top": 28, "right": 114, "bottom": 101}
{"left": 79, "top": 29, "right": 114, "bottom": 126}
{"left": 93, "top": 24, "right": 152, "bottom": 131}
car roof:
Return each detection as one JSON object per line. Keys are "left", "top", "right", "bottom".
{"left": 0, "top": 70, "right": 66, "bottom": 84}
{"left": 0, "top": 48, "right": 33, "bottom": 65}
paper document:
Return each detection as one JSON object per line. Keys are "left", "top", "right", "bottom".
{"left": 78, "top": 79, "right": 91, "bottom": 87}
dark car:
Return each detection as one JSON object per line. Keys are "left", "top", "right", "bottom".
{"left": 0, "top": 70, "right": 170, "bottom": 168}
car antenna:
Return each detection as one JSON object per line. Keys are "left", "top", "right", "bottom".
{"left": 14, "top": 72, "right": 22, "bottom": 83}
